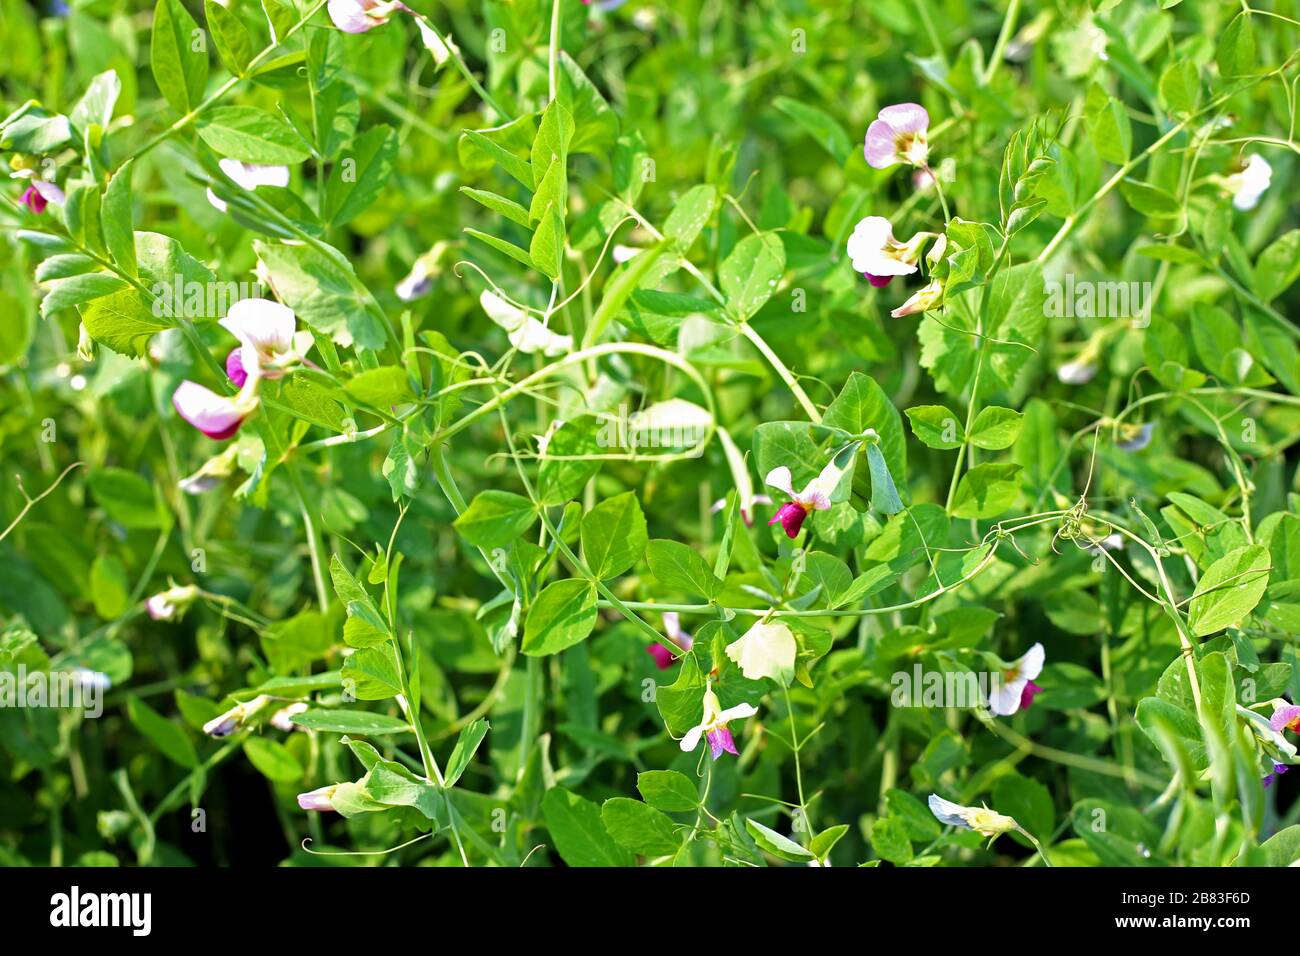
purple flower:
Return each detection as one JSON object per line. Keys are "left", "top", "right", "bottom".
{"left": 225, "top": 348, "right": 248, "bottom": 388}
{"left": 19, "top": 185, "right": 47, "bottom": 214}
{"left": 864, "top": 103, "right": 930, "bottom": 169}
{"left": 1019, "top": 680, "right": 1044, "bottom": 710}
{"left": 680, "top": 685, "right": 757, "bottom": 760}
{"left": 172, "top": 378, "right": 260, "bottom": 440}
{"left": 764, "top": 461, "right": 845, "bottom": 540}
{"left": 1270, "top": 703, "right": 1300, "bottom": 734}
{"left": 1264, "top": 763, "right": 1289, "bottom": 788}
{"left": 865, "top": 273, "right": 893, "bottom": 288}
{"left": 647, "top": 611, "right": 693, "bottom": 670}
{"left": 707, "top": 725, "right": 739, "bottom": 759}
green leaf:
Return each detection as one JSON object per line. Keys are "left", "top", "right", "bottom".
{"left": 1216, "top": 13, "right": 1259, "bottom": 77}
{"left": 40, "top": 273, "right": 126, "bottom": 319}
{"left": 1120, "top": 179, "right": 1180, "bottom": 217}
{"left": 645, "top": 539, "right": 723, "bottom": 598}
{"left": 289, "top": 709, "right": 410, "bottom": 735}
{"left": 325, "top": 125, "right": 398, "bottom": 227}
{"left": 950, "top": 463, "right": 1023, "bottom": 519}
{"left": 580, "top": 491, "right": 647, "bottom": 579}
{"left": 1260, "top": 825, "right": 1300, "bottom": 866}
{"left": 88, "top": 468, "right": 164, "bottom": 529}
{"left": 243, "top": 737, "right": 304, "bottom": 782}
{"left": 721, "top": 232, "right": 785, "bottom": 321}
{"left": 1256, "top": 230, "right": 1300, "bottom": 302}
{"left": 870, "top": 815, "right": 914, "bottom": 864}
{"left": 90, "top": 554, "right": 130, "bottom": 619}
{"left": 151, "top": 0, "right": 209, "bottom": 116}
{"left": 967, "top": 406, "right": 1024, "bottom": 450}
{"left": 522, "top": 579, "right": 598, "bottom": 656}
{"left": 444, "top": 718, "right": 489, "bottom": 788}
{"left": 464, "top": 227, "right": 536, "bottom": 270}
{"left": 746, "top": 818, "right": 814, "bottom": 862}
{"left": 542, "top": 787, "right": 635, "bottom": 867}
{"left": 1188, "top": 545, "right": 1271, "bottom": 637}
{"left": 772, "top": 97, "right": 852, "bottom": 164}
{"left": 454, "top": 490, "right": 537, "bottom": 550}
{"left": 601, "top": 798, "right": 681, "bottom": 856}
{"left": 906, "top": 405, "right": 964, "bottom": 449}
{"left": 866, "top": 442, "right": 903, "bottom": 515}
{"left": 127, "top": 696, "right": 197, "bottom": 769}
{"left": 529, "top": 202, "right": 566, "bottom": 280}
{"left": 992, "top": 772, "right": 1054, "bottom": 839}
{"left": 340, "top": 643, "right": 403, "bottom": 700}
{"left": 254, "top": 241, "right": 385, "bottom": 350}
{"left": 344, "top": 366, "right": 414, "bottom": 409}
{"left": 460, "top": 187, "right": 531, "bottom": 228}
{"left": 636, "top": 770, "right": 700, "bottom": 812}
{"left": 197, "top": 106, "right": 311, "bottom": 164}
{"left": 101, "top": 162, "right": 136, "bottom": 277}
{"left": 1084, "top": 84, "right": 1130, "bottom": 164}
{"left": 205, "top": 0, "right": 253, "bottom": 75}
{"left": 1157, "top": 60, "right": 1199, "bottom": 115}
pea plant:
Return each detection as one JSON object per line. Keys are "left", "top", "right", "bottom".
{"left": 1, "top": 0, "right": 1298, "bottom": 869}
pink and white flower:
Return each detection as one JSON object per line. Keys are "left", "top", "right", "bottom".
{"left": 145, "top": 584, "right": 200, "bottom": 621}
{"left": 864, "top": 103, "right": 930, "bottom": 169}
{"left": 764, "top": 460, "right": 845, "bottom": 539}
{"left": 846, "top": 216, "right": 933, "bottom": 286}
{"left": 680, "top": 683, "right": 757, "bottom": 760}
{"left": 328, "top": 0, "right": 407, "bottom": 33}
{"left": 988, "top": 643, "right": 1045, "bottom": 717}
{"left": 220, "top": 297, "right": 313, "bottom": 383}
{"left": 297, "top": 784, "right": 340, "bottom": 811}
{"left": 890, "top": 277, "right": 945, "bottom": 318}
{"left": 647, "top": 611, "right": 693, "bottom": 670}
{"left": 13, "top": 172, "right": 65, "bottom": 214}
{"left": 1270, "top": 701, "right": 1300, "bottom": 735}
{"left": 172, "top": 372, "right": 261, "bottom": 440}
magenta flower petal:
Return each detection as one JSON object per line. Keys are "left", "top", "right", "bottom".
{"left": 865, "top": 272, "right": 893, "bottom": 288}
{"left": 768, "top": 502, "right": 809, "bottom": 539}
{"left": 706, "top": 726, "right": 738, "bottom": 760}
{"left": 647, "top": 643, "right": 676, "bottom": 669}
{"left": 172, "top": 381, "right": 246, "bottom": 440}
{"left": 1020, "top": 679, "right": 1043, "bottom": 711}
{"left": 864, "top": 118, "right": 900, "bottom": 169}
{"left": 19, "top": 186, "right": 47, "bottom": 214}
{"left": 225, "top": 347, "right": 248, "bottom": 388}
{"left": 1270, "top": 704, "right": 1300, "bottom": 733}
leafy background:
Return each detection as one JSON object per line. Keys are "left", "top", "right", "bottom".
{"left": 1, "top": 0, "right": 1299, "bottom": 866}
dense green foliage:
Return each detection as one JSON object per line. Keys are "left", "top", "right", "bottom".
{"left": 1, "top": 0, "right": 1299, "bottom": 867}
